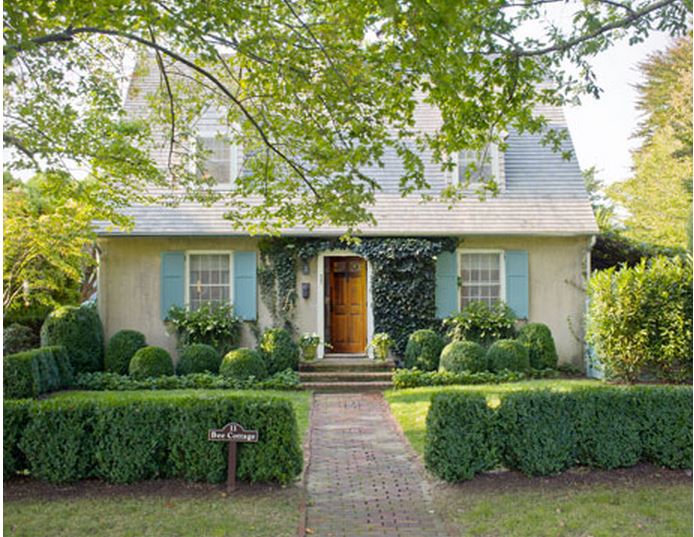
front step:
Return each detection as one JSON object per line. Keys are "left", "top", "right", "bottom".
{"left": 302, "top": 381, "right": 393, "bottom": 393}
{"left": 300, "top": 371, "right": 393, "bottom": 383}
{"left": 299, "top": 358, "right": 395, "bottom": 372}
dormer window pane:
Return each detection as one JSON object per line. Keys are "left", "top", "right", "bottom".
{"left": 197, "top": 136, "right": 232, "bottom": 184}
{"left": 458, "top": 148, "right": 494, "bottom": 184}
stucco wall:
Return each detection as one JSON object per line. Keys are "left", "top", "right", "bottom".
{"left": 97, "top": 235, "right": 591, "bottom": 365}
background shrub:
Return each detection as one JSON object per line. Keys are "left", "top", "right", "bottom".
{"left": 404, "top": 329, "right": 445, "bottom": 371}
{"left": 517, "top": 323, "right": 558, "bottom": 369}
{"left": 260, "top": 328, "right": 300, "bottom": 374}
{"left": 439, "top": 341, "right": 487, "bottom": 373}
{"left": 176, "top": 344, "right": 221, "bottom": 375}
{"left": 167, "top": 303, "right": 242, "bottom": 356}
{"left": 4, "top": 346, "right": 73, "bottom": 399}
{"left": 587, "top": 256, "right": 693, "bottom": 382}
{"left": 104, "top": 330, "right": 146, "bottom": 374}
{"left": 3, "top": 323, "right": 38, "bottom": 355}
{"left": 7, "top": 392, "right": 303, "bottom": 485}
{"left": 424, "top": 392, "right": 498, "bottom": 481}
{"left": 220, "top": 348, "right": 268, "bottom": 381}
{"left": 424, "top": 385, "right": 692, "bottom": 482}
{"left": 486, "top": 339, "right": 529, "bottom": 372}
{"left": 128, "top": 346, "right": 174, "bottom": 379}
{"left": 40, "top": 304, "right": 104, "bottom": 373}
{"left": 445, "top": 301, "right": 516, "bottom": 348}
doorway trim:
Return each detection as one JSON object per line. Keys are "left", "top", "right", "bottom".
{"left": 316, "top": 250, "right": 374, "bottom": 359}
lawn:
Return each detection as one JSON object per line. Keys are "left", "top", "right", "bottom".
{"left": 438, "top": 480, "right": 692, "bottom": 537}
{"left": 385, "top": 379, "right": 601, "bottom": 454}
{"left": 51, "top": 389, "right": 313, "bottom": 442}
{"left": 4, "top": 488, "right": 302, "bottom": 537}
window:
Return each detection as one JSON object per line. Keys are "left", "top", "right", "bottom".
{"left": 456, "top": 145, "right": 498, "bottom": 185}
{"left": 460, "top": 252, "right": 503, "bottom": 308}
{"left": 187, "top": 253, "right": 232, "bottom": 310}
{"left": 196, "top": 135, "right": 237, "bottom": 184}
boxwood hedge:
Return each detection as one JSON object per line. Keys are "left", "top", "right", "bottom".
{"left": 5, "top": 392, "right": 303, "bottom": 485}
{"left": 4, "top": 346, "right": 73, "bottom": 399}
{"left": 425, "top": 385, "right": 692, "bottom": 482}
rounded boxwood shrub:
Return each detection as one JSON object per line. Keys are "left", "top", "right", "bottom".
{"left": 40, "top": 305, "right": 104, "bottom": 373}
{"left": 517, "top": 323, "right": 558, "bottom": 369}
{"left": 439, "top": 341, "right": 488, "bottom": 373}
{"left": 104, "top": 330, "right": 146, "bottom": 374}
{"left": 260, "top": 328, "right": 300, "bottom": 374}
{"left": 404, "top": 329, "right": 445, "bottom": 371}
{"left": 220, "top": 348, "right": 268, "bottom": 381}
{"left": 487, "top": 339, "right": 529, "bottom": 372}
{"left": 176, "top": 344, "right": 221, "bottom": 375}
{"left": 128, "top": 346, "right": 174, "bottom": 379}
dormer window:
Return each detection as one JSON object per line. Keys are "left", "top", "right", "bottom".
{"left": 196, "top": 135, "right": 238, "bottom": 185}
{"left": 455, "top": 145, "right": 500, "bottom": 187}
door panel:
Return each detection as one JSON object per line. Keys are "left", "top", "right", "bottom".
{"left": 329, "top": 257, "right": 367, "bottom": 353}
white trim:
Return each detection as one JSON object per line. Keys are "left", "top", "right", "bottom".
{"left": 457, "top": 248, "right": 505, "bottom": 310}
{"left": 184, "top": 250, "right": 234, "bottom": 308}
{"left": 316, "top": 250, "right": 374, "bottom": 360}
{"left": 451, "top": 144, "right": 501, "bottom": 190}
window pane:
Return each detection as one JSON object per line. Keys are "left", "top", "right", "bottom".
{"left": 188, "top": 254, "right": 232, "bottom": 310}
{"left": 460, "top": 252, "right": 502, "bottom": 310}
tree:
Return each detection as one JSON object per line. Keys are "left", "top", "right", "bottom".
{"left": 609, "top": 36, "right": 693, "bottom": 249}
{"left": 3, "top": 173, "right": 98, "bottom": 321}
{"left": 4, "top": 0, "right": 690, "bottom": 233}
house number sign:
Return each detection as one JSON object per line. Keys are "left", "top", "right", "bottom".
{"left": 208, "top": 422, "right": 259, "bottom": 492}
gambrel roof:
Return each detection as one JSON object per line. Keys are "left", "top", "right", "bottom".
{"left": 97, "top": 64, "right": 598, "bottom": 237}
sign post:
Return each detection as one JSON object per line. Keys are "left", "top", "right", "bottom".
{"left": 208, "top": 422, "right": 259, "bottom": 493}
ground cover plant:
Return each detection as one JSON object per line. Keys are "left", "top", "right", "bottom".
{"left": 5, "top": 390, "right": 307, "bottom": 485}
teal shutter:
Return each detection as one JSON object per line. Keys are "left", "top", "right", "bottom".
{"left": 233, "top": 251, "right": 257, "bottom": 321}
{"left": 505, "top": 250, "right": 529, "bottom": 319}
{"left": 435, "top": 251, "right": 458, "bottom": 318}
{"left": 160, "top": 252, "right": 185, "bottom": 320}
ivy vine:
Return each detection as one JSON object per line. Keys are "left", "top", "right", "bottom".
{"left": 257, "top": 236, "right": 457, "bottom": 353}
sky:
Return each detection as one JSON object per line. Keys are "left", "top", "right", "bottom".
{"left": 564, "top": 32, "right": 674, "bottom": 186}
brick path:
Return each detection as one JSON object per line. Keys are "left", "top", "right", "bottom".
{"left": 304, "top": 393, "right": 449, "bottom": 537}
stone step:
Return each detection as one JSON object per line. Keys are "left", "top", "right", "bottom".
{"left": 299, "top": 358, "right": 395, "bottom": 372}
{"left": 301, "top": 381, "right": 393, "bottom": 393}
{"left": 299, "top": 371, "right": 393, "bottom": 383}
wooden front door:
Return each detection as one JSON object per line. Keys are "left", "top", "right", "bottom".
{"left": 328, "top": 257, "right": 367, "bottom": 353}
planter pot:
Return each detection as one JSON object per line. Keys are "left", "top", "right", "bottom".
{"left": 302, "top": 345, "right": 318, "bottom": 361}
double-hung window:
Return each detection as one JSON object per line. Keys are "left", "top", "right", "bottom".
{"left": 196, "top": 135, "right": 238, "bottom": 185}
{"left": 455, "top": 145, "right": 500, "bottom": 186}
{"left": 460, "top": 251, "right": 503, "bottom": 308}
{"left": 186, "top": 252, "right": 232, "bottom": 310}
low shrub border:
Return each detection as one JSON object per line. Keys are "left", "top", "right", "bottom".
{"left": 7, "top": 392, "right": 303, "bottom": 485}
{"left": 74, "top": 370, "right": 301, "bottom": 391}
{"left": 4, "top": 346, "right": 73, "bottom": 399}
{"left": 392, "top": 367, "right": 559, "bottom": 389}
{"left": 424, "top": 385, "right": 692, "bottom": 482}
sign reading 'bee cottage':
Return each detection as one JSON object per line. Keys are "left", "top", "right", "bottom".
{"left": 208, "top": 422, "right": 259, "bottom": 492}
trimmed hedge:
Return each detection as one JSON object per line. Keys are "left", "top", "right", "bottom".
{"left": 392, "top": 367, "right": 558, "bottom": 389}
{"left": 425, "top": 385, "right": 692, "bottom": 482}
{"left": 129, "top": 346, "right": 174, "bottom": 379}
{"left": 486, "top": 339, "right": 529, "bottom": 372}
{"left": 4, "top": 399, "right": 30, "bottom": 479}
{"left": 177, "top": 344, "right": 221, "bottom": 375}
{"left": 40, "top": 305, "right": 104, "bottom": 373}
{"left": 220, "top": 348, "right": 268, "bottom": 381}
{"left": 260, "top": 329, "right": 300, "bottom": 374}
{"left": 404, "top": 329, "right": 445, "bottom": 371}
{"left": 105, "top": 330, "right": 147, "bottom": 374}
{"left": 439, "top": 341, "right": 487, "bottom": 374}
{"left": 4, "top": 346, "right": 73, "bottom": 399}
{"left": 6, "top": 392, "right": 303, "bottom": 484}
{"left": 517, "top": 323, "right": 558, "bottom": 370}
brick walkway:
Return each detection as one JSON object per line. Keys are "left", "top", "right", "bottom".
{"left": 304, "top": 393, "right": 449, "bottom": 537}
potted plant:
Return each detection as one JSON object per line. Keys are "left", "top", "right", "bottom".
{"left": 299, "top": 332, "right": 321, "bottom": 361}
{"left": 370, "top": 332, "right": 394, "bottom": 361}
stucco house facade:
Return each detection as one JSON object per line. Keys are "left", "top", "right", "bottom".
{"left": 96, "top": 66, "right": 598, "bottom": 365}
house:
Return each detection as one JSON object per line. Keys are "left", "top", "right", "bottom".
{"left": 95, "top": 64, "right": 598, "bottom": 364}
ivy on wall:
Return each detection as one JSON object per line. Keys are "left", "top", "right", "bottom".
{"left": 258, "top": 236, "right": 457, "bottom": 354}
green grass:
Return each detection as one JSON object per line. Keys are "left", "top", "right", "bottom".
{"left": 4, "top": 490, "right": 302, "bottom": 537}
{"left": 51, "top": 389, "right": 312, "bottom": 442}
{"left": 385, "top": 379, "right": 602, "bottom": 454}
{"left": 442, "top": 482, "right": 692, "bottom": 537}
